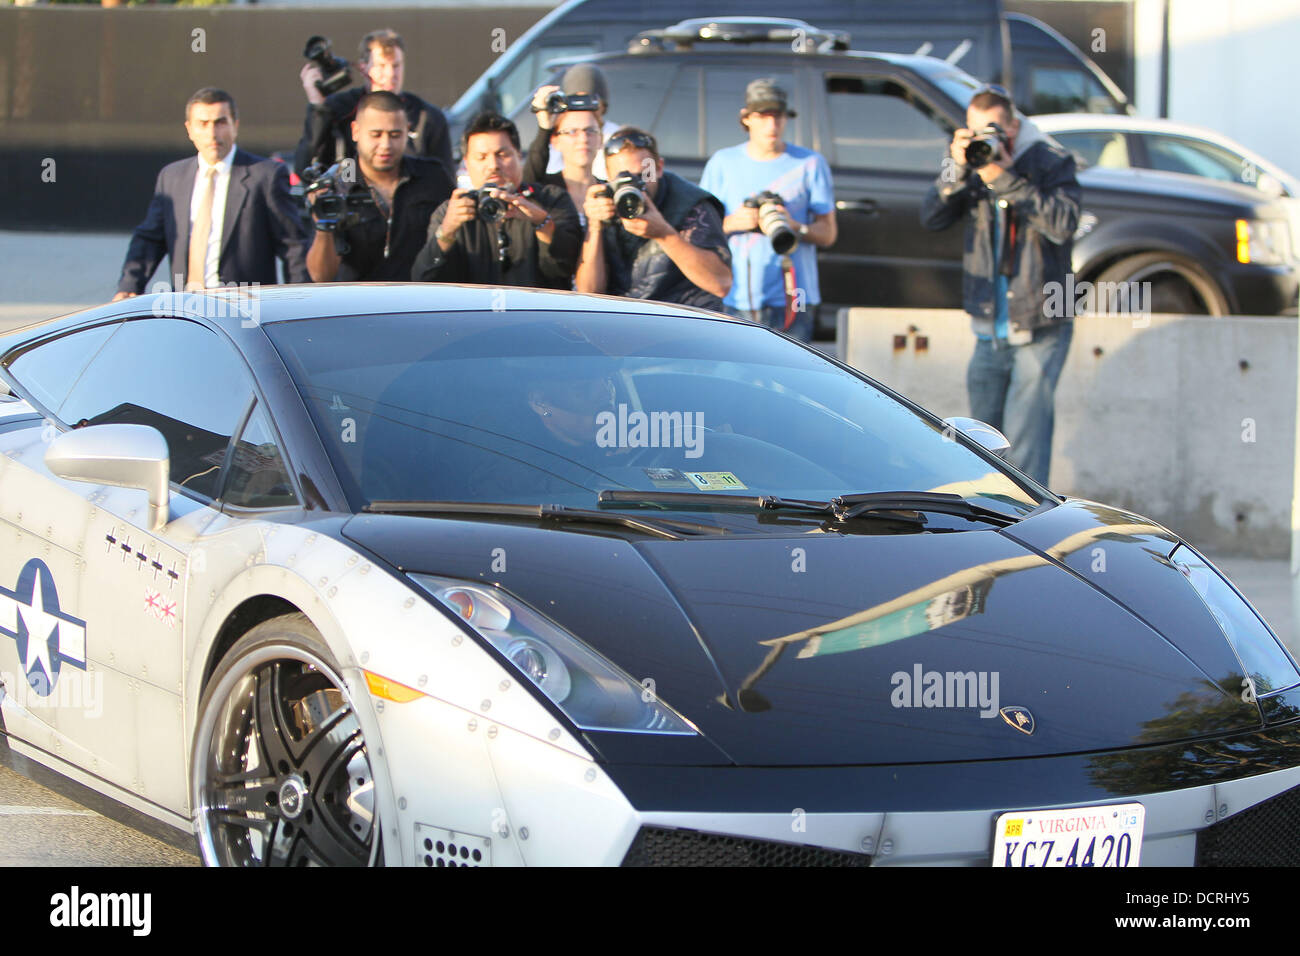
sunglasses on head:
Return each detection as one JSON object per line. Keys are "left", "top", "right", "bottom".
{"left": 603, "top": 131, "right": 656, "bottom": 156}
{"left": 972, "top": 83, "right": 1013, "bottom": 103}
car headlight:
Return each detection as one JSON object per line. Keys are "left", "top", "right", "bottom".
{"left": 410, "top": 574, "right": 698, "bottom": 735}
{"left": 1235, "top": 218, "right": 1291, "bottom": 265}
{"left": 1169, "top": 546, "right": 1299, "bottom": 696}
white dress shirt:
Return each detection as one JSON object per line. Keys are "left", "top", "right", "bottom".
{"left": 190, "top": 145, "right": 236, "bottom": 289}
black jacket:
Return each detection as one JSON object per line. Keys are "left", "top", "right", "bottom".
{"left": 328, "top": 156, "right": 454, "bottom": 282}
{"left": 117, "top": 148, "right": 308, "bottom": 294}
{"left": 598, "top": 171, "right": 730, "bottom": 311}
{"left": 294, "top": 89, "right": 453, "bottom": 183}
{"left": 920, "top": 130, "right": 1080, "bottom": 333}
{"left": 412, "top": 184, "right": 582, "bottom": 289}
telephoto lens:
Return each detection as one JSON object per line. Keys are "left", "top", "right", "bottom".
{"left": 745, "top": 191, "right": 798, "bottom": 255}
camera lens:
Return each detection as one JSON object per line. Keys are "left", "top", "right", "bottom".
{"left": 758, "top": 202, "right": 798, "bottom": 255}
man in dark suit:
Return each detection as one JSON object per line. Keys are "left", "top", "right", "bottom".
{"left": 113, "top": 88, "right": 309, "bottom": 301}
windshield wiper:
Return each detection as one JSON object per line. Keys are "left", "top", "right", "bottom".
{"left": 364, "top": 500, "right": 731, "bottom": 539}
{"left": 832, "top": 492, "right": 1018, "bottom": 527}
{"left": 599, "top": 489, "right": 1018, "bottom": 527}
{"left": 596, "top": 490, "right": 925, "bottom": 526}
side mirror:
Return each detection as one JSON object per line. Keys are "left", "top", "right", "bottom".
{"left": 944, "top": 417, "right": 1011, "bottom": 457}
{"left": 45, "top": 424, "right": 170, "bottom": 531}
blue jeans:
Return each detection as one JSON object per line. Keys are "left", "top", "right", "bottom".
{"left": 725, "top": 304, "right": 816, "bottom": 343}
{"left": 966, "top": 322, "right": 1073, "bottom": 486}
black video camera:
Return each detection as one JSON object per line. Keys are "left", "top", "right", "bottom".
{"left": 599, "top": 172, "right": 648, "bottom": 220}
{"left": 531, "top": 92, "right": 603, "bottom": 115}
{"left": 965, "top": 123, "right": 1010, "bottom": 169}
{"left": 303, "top": 162, "right": 375, "bottom": 232}
{"left": 303, "top": 36, "right": 353, "bottom": 97}
{"left": 744, "top": 190, "right": 798, "bottom": 255}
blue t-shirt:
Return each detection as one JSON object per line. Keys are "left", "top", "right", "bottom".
{"left": 977, "top": 200, "right": 1010, "bottom": 341}
{"left": 699, "top": 142, "right": 834, "bottom": 311}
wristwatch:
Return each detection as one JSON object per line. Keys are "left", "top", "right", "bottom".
{"left": 798, "top": 223, "right": 810, "bottom": 238}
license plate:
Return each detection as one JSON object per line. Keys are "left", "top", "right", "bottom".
{"left": 992, "top": 803, "right": 1144, "bottom": 867}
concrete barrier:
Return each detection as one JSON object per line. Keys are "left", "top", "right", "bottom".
{"left": 839, "top": 307, "right": 1297, "bottom": 558}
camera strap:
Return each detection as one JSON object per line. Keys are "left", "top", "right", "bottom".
{"left": 781, "top": 255, "right": 798, "bottom": 331}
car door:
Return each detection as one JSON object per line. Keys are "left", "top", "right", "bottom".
{"left": 812, "top": 68, "right": 964, "bottom": 309}
{"left": 0, "top": 323, "right": 118, "bottom": 760}
{"left": 6, "top": 316, "right": 255, "bottom": 812}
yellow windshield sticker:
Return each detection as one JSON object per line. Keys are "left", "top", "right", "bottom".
{"left": 685, "top": 471, "right": 748, "bottom": 491}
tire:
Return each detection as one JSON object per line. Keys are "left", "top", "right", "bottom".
{"left": 1094, "top": 252, "right": 1231, "bottom": 317}
{"left": 191, "top": 613, "right": 381, "bottom": 867}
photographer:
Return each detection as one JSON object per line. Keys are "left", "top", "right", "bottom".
{"left": 522, "top": 64, "right": 620, "bottom": 185}
{"left": 575, "top": 128, "right": 731, "bottom": 311}
{"left": 699, "top": 79, "right": 836, "bottom": 342}
{"left": 295, "top": 29, "right": 453, "bottom": 182}
{"left": 412, "top": 112, "right": 581, "bottom": 289}
{"left": 920, "top": 84, "right": 1080, "bottom": 485}
{"left": 305, "top": 92, "right": 453, "bottom": 282}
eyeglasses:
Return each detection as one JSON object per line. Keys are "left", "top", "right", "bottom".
{"left": 555, "top": 126, "right": 602, "bottom": 139}
{"left": 604, "top": 131, "right": 657, "bottom": 156}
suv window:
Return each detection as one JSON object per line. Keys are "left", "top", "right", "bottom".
{"left": 2, "top": 323, "right": 117, "bottom": 413}
{"left": 652, "top": 66, "right": 702, "bottom": 159}
{"left": 825, "top": 75, "right": 951, "bottom": 171}
{"left": 1027, "top": 66, "right": 1119, "bottom": 114}
{"left": 57, "top": 318, "right": 254, "bottom": 501}
{"left": 497, "top": 42, "right": 600, "bottom": 116}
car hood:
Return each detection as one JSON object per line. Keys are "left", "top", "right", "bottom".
{"left": 342, "top": 499, "right": 1259, "bottom": 766}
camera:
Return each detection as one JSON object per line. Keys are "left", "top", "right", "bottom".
{"left": 599, "top": 172, "right": 648, "bottom": 220}
{"left": 965, "top": 123, "right": 1009, "bottom": 169}
{"left": 303, "top": 36, "right": 353, "bottom": 97}
{"left": 531, "top": 92, "right": 602, "bottom": 115}
{"left": 303, "top": 162, "right": 375, "bottom": 232}
{"left": 744, "top": 191, "right": 798, "bottom": 255}
{"left": 464, "top": 184, "right": 514, "bottom": 224}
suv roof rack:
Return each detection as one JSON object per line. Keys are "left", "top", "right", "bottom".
{"left": 630, "top": 17, "right": 851, "bottom": 55}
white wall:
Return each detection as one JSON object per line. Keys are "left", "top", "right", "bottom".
{"left": 1134, "top": 0, "right": 1300, "bottom": 179}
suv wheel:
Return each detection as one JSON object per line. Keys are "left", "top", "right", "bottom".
{"left": 1094, "top": 252, "right": 1230, "bottom": 316}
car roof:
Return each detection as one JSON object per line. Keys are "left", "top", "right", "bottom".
{"left": 0, "top": 284, "right": 748, "bottom": 345}
{"left": 553, "top": 46, "right": 962, "bottom": 74}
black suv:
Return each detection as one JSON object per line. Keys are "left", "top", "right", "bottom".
{"left": 518, "top": 19, "right": 1296, "bottom": 323}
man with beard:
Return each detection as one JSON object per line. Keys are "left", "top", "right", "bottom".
{"left": 306, "top": 91, "right": 453, "bottom": 282}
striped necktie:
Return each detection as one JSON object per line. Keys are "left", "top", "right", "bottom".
{"left": 186, "top": 166, "right": 218, "bottom": 291}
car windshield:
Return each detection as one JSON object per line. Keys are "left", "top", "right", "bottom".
{"left": 266, "top": 310, "right": 1040, "bottom": 516}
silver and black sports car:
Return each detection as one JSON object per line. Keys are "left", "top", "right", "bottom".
{"left": 0, "top": 284, "right": 1296, "bottom": 867}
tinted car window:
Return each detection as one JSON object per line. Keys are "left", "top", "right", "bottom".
{"left": 652, "top": 66, "right": 701, "bottom": 159}
{"left": 2, "top": 323, "right": 118, "bottom": 413}
{"left": 1052, "top": 130, "right": 1130, "bottom": 169}
{"left": 552, "top": 60, "right": 678, "bottom": 150}
{"left": 58, "top": 319, "right": 254, "bottom": 500}
{"left": 267, "top": 312, "right": 1040, "bottom": 517}
{"left": 1027, "top": 66, "right": 1118, "bottom": 114}
{"left": 825, "top": 75, "right": 950, "bottom": 171}
{"left": 1144, "top": 135, "right": 1245, "bottom": 184}
{"left": 223, "top": 402, "right": 297, "bottom": 509}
